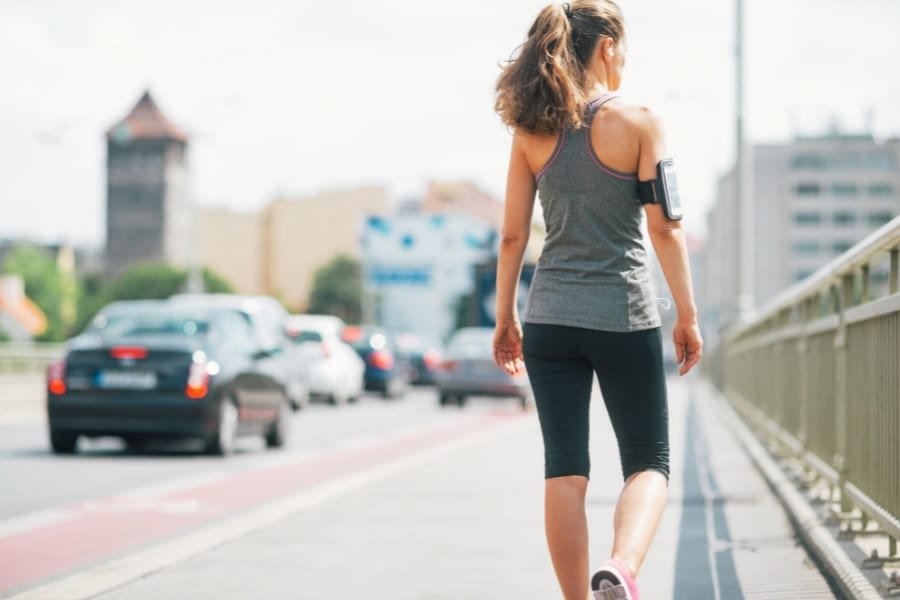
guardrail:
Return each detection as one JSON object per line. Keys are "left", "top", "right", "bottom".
{"left": 0, "top": 342, "right": 64, "bottom": 375}
{"left": 722, "top": 215, "right": 900, "bottom": 559}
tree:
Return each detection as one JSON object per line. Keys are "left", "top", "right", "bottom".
{"left": 307, "top": 255, "right": 363, "bottom": 323}
{"left": 73, "top": 263, "right": 235, "bottom": 334}
{"left": 2, "top": 245, "right": 70, "bottom": 342}
{"left": 0, "top": 326, "right": 10, "bottom": 342}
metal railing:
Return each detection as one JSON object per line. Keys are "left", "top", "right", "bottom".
{"left": 722, "top": 215, "right": 900, "bottom": 557}
{"left": 0, "top": 342, "right": 64, "bottom": 375}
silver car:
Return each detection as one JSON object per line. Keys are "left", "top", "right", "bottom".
{"left": 436, "top": 327, "right": 531, "bottom": 409}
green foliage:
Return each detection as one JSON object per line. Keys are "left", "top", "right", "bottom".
{"left": 73, "top": 263, "right": 235, "bottom": 335}
{"left": 0, "top": 325, "right": 11, "bottom": 342}
{"left": 201, "top": 267, "right": 234, "bottom": 294}
{"left": 2, "top": 245, "right": 69, "bottom": 341}
{"left": 307, "top": 255, "right": 363, "bottom": 324}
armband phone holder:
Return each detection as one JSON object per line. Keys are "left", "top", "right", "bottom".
{"left": 638, "top": 158, "right": 683, "bottom": 221}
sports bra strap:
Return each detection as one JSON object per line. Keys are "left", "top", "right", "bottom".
{"left": 586, "top": 93, "right": 619, "bottom": 122}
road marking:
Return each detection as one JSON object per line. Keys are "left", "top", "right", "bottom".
{"left": 6, "top": 414, "right": 532, "bottom": 600}
{"left": 0, "top": 509, "right": 76, "bottom": 539}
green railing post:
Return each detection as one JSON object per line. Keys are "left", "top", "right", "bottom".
{"left": 890, "top": 246, "right": 899, "bottom": 295}
{"left": 835, "top": 275, "right": 854, "bottom": 513}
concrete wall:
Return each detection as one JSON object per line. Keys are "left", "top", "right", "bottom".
{"left": 197, "top": 207, "right": 262, "bottom": 295}
{"left": 262, "top": 187, "right": 390, "bottom": 311}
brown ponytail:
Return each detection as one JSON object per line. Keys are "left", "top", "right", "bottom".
{"left": 495, "top": 1, "right": 625, "bottom": 135}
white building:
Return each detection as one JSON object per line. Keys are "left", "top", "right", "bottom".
{"left": 705, "top": 132, "right": 900, "bottom": 332}
{"left": 360, "top": 212, "right": 497, "bottom": 343}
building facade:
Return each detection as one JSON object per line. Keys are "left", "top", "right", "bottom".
{"left": 197, "top": 187, "right": 390, "bottom": 310}
{"left": 704, "top": 132, "right": 900, "bottom": 332}
{"left": 361, "top": 212, "right": 497, "bottom": 343}
{"left": 105, "top": 91, "right": 191, "bottom": 276}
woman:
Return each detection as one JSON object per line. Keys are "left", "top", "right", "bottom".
{"left": 492, "top": 2, "right": 703, "bottom": 599}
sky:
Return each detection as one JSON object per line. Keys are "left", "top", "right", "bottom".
{"left": 1, "top": 0, "right": 898, "bottom": 246}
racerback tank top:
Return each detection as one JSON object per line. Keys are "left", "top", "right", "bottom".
{"left": 524, "top": 94, "right": 662, "bottom": 332}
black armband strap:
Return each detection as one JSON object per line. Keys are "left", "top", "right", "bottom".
{"left": 638, "top": 180, "right": 658, "bottom": 205}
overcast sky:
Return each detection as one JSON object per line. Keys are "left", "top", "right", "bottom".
{"left": 1, "top": 0, "right": 898, "bottom": 246}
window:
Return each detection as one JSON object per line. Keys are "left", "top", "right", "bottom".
{"left": 833, "top": 212, "right": 856, "bottom": 226}
{"left": 792, "top": 241, "right": 820, "bottom": 255}
{"left": 863, "top": 153, "right": 896, "bottom": 170}
{"left": 869, "top": 183, "right": 895, "bottom": 197}
{"left": 791, "top": 154, "right": 825, "bottom": 170}
{"left": 794, "top": 270, "right": 814, "bottom": 282}
{"left": 794, "top": 183, "right": 821, "bottom": 196}
{"left": 793, "top": 212, "right": 821, "bottom": 225}
{"left": 868, "top": 212, "right": 895, "bottom": 227}
{"left": 832, "top": 182, "right": 858, "bottom": 196}
{"left": 832, "top": 241, "right": 853, "bottom": 254}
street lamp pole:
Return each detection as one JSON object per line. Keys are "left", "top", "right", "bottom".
{"left": 734, "top": 0, "right": 755, "bottom": 324}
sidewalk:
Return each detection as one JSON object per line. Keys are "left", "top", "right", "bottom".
{"left": 66, "top": 377, "right": 834, "bottom": 599}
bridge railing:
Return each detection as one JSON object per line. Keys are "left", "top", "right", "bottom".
{"left": 0, "top": 342, "right": 64, "bottom": 375}
{"left": 722, "top": 215, "right": 900, "bottom": 556}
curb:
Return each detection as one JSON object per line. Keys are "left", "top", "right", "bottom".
{"left": 705, "top": 381, "right": 883, "bottom": 600}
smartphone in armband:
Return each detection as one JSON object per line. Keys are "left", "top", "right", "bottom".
{"left": 638, "top": 158, "right": 683, "bottom": 221}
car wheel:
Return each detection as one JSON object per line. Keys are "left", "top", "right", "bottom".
{"left": 329, "top": 391, "right": 348, "bottom": 406}
{"left": 265, "top": 398, "right": 291, "bottom": 449}
{"left": 50, "top": 430, "right": 78, "bottom": 455}
{"left": 456, "top": 395, "right": 467, "bottom": 407}
{"left": 206, "top": 398, "right": 238, "bottom": 456}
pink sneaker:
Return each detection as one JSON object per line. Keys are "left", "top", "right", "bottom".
{"left": 591, "top": 558, "right": 639, "bottom": 600}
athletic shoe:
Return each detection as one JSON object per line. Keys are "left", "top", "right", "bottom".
{"left": 591, "top": 558, "right": 639, "bottom": 600}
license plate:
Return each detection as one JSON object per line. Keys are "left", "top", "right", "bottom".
{"left": 96, "top": 370, "right": 158, "bottom": 390}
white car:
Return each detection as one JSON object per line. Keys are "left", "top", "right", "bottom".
{"left": 285, "top": 315, "right": 365, "bottom": 405}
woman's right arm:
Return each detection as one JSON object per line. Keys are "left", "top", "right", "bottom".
{"left": 637, "top": 108, "right": 703, "bottom": 376}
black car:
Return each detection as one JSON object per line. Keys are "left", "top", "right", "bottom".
{"left": 395, "top": 332, "right": 443, "bottom": 386}
{"left": 46, "top": 300, "right": 291, "bottom": 456}
{"left": 340, "top": 325, "right": 409, "bottom": 398}
{"left": 170, "top": 294, "right": 309, "bottom": 410}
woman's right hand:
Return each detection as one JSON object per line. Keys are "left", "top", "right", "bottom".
{"left": 673, "top": 319, "right": 703, "bottom": 376}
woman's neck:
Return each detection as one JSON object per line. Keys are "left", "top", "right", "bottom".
{"left": 584, "top": 82, "right": 611, "bottom": 100}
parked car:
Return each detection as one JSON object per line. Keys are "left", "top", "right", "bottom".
{"left": 284, "top": 314, "right": 365, "bottom": 405}
{"left": 170, "top": 294, "right": 309, "bottom": 410}
{"left": 340, "top": 325, "right": 409, "bottom": 398}
{"left": 395, "top": 332, "right": 443, "bottom": 386}
{"left": 47, "top": 300, "right": 291, "bottom": 456}
{"left": 436, "top": 327, "right": 531, "bottom": 409}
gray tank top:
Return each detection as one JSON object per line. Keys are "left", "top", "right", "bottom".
{"left": 524, "top": 94, "right": 661, "bottom": 332}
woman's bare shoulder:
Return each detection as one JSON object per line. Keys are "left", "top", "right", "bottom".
{"left": 605, "top": 100, "right": 665, "bottom": 137}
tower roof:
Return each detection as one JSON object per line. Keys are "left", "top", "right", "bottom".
{"left": 106, "top": 90, "right": 188, "bottom": 143}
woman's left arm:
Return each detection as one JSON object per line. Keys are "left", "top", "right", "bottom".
{"left": 493, "top": 135, "right": 536, "bottom": 375}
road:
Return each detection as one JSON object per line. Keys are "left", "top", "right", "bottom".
{"left": 0, "top": 376, "right": 838, "bottom": 599}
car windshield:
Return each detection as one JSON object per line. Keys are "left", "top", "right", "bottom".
{"left": 447, "top": 330, "right": 493, "bottom": 359}
{"left": 287, "top": 330, "right": 323, "bottom": 343}
{"left": 92, "top": 310, "right": 210, "bottom": 339}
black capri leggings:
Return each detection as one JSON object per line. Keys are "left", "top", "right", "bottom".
{"left": 522, "top": 322, "right": 669, "bottom": 481}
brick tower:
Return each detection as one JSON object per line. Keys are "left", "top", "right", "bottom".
{"left": 105, "top": 91, "right": 191, "bottom": 276}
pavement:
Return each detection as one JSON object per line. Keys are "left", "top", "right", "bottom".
{"left": 0, "top": 375, "right": 840, "bottom": 599}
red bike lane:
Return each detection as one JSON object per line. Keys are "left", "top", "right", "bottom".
{"left": 0, "top": 411, "right": 522, "bottom": 594}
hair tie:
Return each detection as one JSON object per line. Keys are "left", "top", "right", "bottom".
{"left": 562, "top": 2, "right": 572, "bottom": 18}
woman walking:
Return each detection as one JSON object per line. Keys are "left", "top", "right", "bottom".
{"left": 492, "top": 2, "right": 703, "bottom": 598}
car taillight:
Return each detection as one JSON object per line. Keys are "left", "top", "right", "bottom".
{"left": 47, "top": 359, "right": 67, "bottom": 395}
{"left": 110, "top": 346, "right": 149, "bottom": 360}
{"left": 423, "top": 350, "right": 441, "bottom": 370}
{"left": 186, "top": 360, "right": 211, "bottom": 399}
{"left": 341, "top": 326, "right": 363, "bottom": 343}
{"left": 441, "top": 360, "right": 458, "bottom": 372}
{"left": 368, "top": 350, "right": 394, "bottom": 370}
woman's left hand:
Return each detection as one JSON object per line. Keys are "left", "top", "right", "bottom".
{"left": 493, "top": 319, "right": 525, "bottom": 376}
